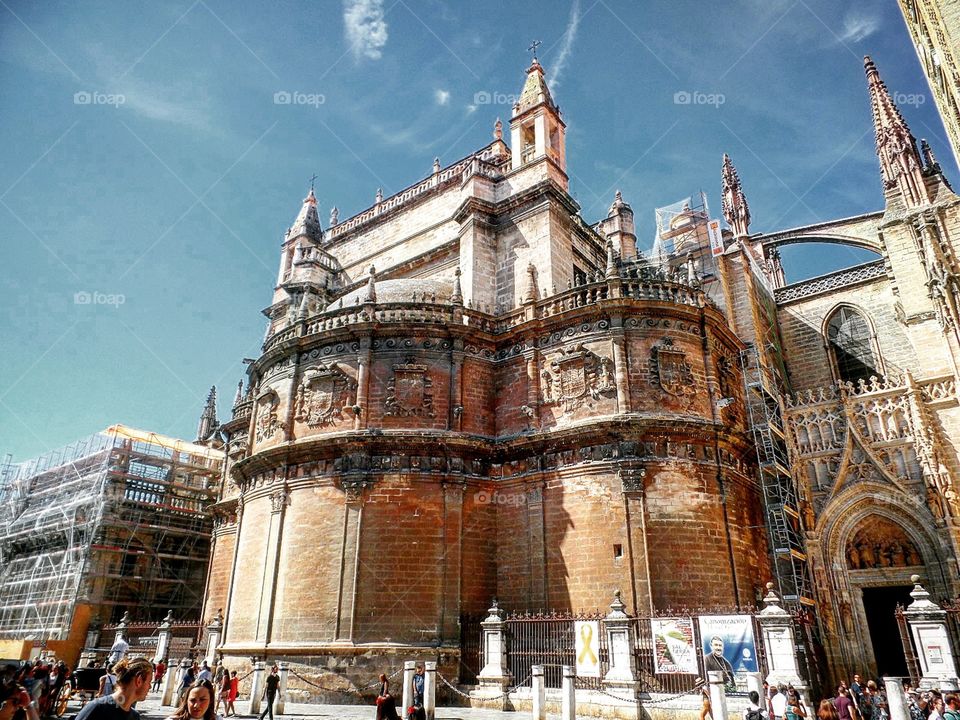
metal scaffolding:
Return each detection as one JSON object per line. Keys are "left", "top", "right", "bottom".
{"left": 0, "top": 426, "right": 223, "bottom": 641}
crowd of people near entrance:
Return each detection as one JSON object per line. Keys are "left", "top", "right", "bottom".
{"left": 720, "top": 672, "right": 960, "bottom": 720}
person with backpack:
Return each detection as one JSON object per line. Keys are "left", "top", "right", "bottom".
{"left": 745, "top": 691, "right": 769, "bottom": 720}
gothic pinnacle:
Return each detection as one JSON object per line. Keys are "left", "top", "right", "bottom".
{"left": 721, "top": 153, "right": 751, "bottom": 238}
{"left": 233, "top": 380, "right": 243, "bottom": 407}
{"left": 451, "top": 267, "right": 463, "bottom": 305}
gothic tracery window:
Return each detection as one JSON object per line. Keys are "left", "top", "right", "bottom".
{"left": 826, "top": 306, "right": 880, "bottom": 385}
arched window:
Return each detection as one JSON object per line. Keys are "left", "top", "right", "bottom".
{"left": 826, "top": 306, "right": 880, "bottom": 384}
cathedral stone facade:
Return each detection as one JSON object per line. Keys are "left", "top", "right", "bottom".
{"left": 204, "top": 56, "right": 960, "bottom": 686}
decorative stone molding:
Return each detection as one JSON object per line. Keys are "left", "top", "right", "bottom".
{"left": 774, "top": 260, "right": 885, "bottom": 304}
{"left": 269, "top": 489, "right": 288, "bottom": 514}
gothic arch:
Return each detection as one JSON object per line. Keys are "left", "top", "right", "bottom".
{"left": 821, "top": 303, "right": 885, "bottom": 385}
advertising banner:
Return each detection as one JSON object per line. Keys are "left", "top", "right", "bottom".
{"left": 698, "top": 615, "right": 758, "bottom": 685}
{"left": 651, "top": 617, "right": 698, "bottom": 674}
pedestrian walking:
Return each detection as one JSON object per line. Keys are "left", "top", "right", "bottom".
{"left": 225, "top": 671, "right": 238, "bottom": 718}
{"left": 152, "top": 660, "right": 167, "bottom": 693}
{"left": 74, "top": 658, "right": 153, "bottom": 720}
{"left": 375, "top": 673, "right": 400, "bottom": 720}
{"left": 257, "top": 666, "right": 280, "bottom": 720}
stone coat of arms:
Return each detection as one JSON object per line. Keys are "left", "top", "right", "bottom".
{"left": 541, "top": 344, "right": 615, "bottom": 413}
{"left": 650, "top": 338, "right": 695, "bottom": 398}
{"left": 255, "top": 391, "right": 283, "bottom": 443}
{"left": 295, "top": 362, "right": 358, "bottom": 428}
{"left": 385, "top": 359, "right": 435, "bottom": 417}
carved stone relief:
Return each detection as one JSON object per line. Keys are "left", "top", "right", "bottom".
{"left": 845, "top": 516, "right": 922, "bottom": 569}
{"left": 650, "top": 338, "right": 695, "bottom": 399}
{"left": 295, "top": 362, "right": 358, "bottom": 428}
{"left": 384, "top": 359, "right": 435, "bottom": 417}
{"left": 255, "top": 391, "right": 283, "bottom": 443}
{"left": 540, "top": 343, "right": 615, "bottom": 413}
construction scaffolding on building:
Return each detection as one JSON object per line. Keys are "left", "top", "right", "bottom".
{"left": 0, "top": 425, "right": 223, "bottom": 650}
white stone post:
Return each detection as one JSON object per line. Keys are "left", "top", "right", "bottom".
{"left": 276, "top": 662, "right": 288, "bottom": 715}
{"left": 602, "top": 591, "right": 638, "bottom": 699}
{"left": 532, "top": 665, "right": 546, "bottom": 720}
{"left": 249, "top": 661, "right": 265, "bottom": 715}
{"left": 884, "top": 677, "right": 909, "bottom": 720}
{"left": 402, "top": 661, "right": 416, "bottom": 715}
{"left": 154, "top": 610, "right": 173, "bottom": 665}
{"left": 115, "top": 611, "right": 130, "bottom": 647}
{"left": 756, "top": 583, "right": 807, "bottom": 691}
{"left": 904, "top": 575, "right": 960, "bottom": 688}
{"left": 561, "top": 665, "right": 576, "bottom": 720}
{"left": 477, "top": 599, "right": 512, "bottom": 702}
{"left": 708, "top": 671, "right": 729, "bottom": 720}
{"left": 746, "top": 672, "right": 764, "bottom": 698}
{"left": 205, "top": 610, "right": 223, "bottom": 666}
{"left": 160, "top": 658, "right": 184, "bottom": 707}
{"left": 424, "top": 661, "right": 436, "bottom": 720}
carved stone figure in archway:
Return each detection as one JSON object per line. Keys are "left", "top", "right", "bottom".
{"left": 845, "top": 516, "right": 922, "bottom": 569}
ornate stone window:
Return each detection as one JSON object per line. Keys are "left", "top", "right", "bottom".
{"left": 825, "top": 306, "right": 881, "bottom": 385}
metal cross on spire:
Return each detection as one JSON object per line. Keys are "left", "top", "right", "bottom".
{"left": 528, "top": 39, "right": 541, "bottom": 61}
{"left": 309, "top": 173, "right": 318, "bottom": 191}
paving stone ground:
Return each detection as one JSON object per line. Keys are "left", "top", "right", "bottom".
{"left": 90, "top": 693, "right": 567, "bottom": 720}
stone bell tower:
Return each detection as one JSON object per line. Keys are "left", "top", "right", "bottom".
{"left": 509, "top": 56, "right": 567, "bottom": 191}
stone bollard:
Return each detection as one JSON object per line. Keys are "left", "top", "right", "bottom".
{"left": 276, "top": 662, "right": 288, "bottom": 715}
{"left": 708, "top": 671, "right": 729, "bottom": 720}
{"left": 424, "top": 662, "right": 436, "bottom": 720}
{"left": 561, "top": 665, "right": 576, "bottom": 720}
{"left": 603, "top": 591, "right": 639, "bottom": 700}
{"left": 884, "top": 677, "right": 909, "bottom": 720}
{"left": 477, "top": 599, "right": 512, "bottom": 707}
{"left": 532, "top": 665, "right": 546, "bottom": 720}
{"left": 402, "top": 661, "right": 416, "bottom": 716}
{"left": 160, "top": 658, "right": 185, "bottom": 707}
{"left": 205, "top": 610, "right": 223, "bottom": 666}
{"left": 249, "top": 661, "right": 265, "bottom": 715}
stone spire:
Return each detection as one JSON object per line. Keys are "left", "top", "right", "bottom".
{"left": 721, "top": 153, "right": 751, "bottom": 238}
{"left": 296, "top": 289, "right": 311, "bottom": 320}
{"left": 865, "top": 55, "right": 930, "bottom": 208}
{"left": 451, "top": 267, "right": 463, "bottom": 305}
{"left": 196, "top": 386, "right": 218, "bottom": 442}
{"left": 233, "top": 380, "right": 244, "bottom": 408}
{"left": 515, "top": 57, "right": 557, "bottom": 115}
{"left": 288, "top": 186, "right": 323, "bottom": 243}
{"left": 524, "top": 263, "right": 539, "bottom": 303}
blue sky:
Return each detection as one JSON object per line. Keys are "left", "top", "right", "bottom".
{"left": 1, "top": 0, "right": 956, "bottom": 461}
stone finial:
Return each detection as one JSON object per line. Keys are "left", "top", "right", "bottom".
{"left": 484, "top": 597, "right": 504, "bottom": 622}
{"left": 363, "top": 265, "right": 377, "bottom": 303}
{"left": 296, "top": 290, "right": 311, "bottom": 320}
{"left": 759, "top": 581, "right": 791, "bottom": 618}
{"left": 524, "top": 263, "right": 539, "bottom": 303}
{"left": 119, "top": 611, "right": 131, "bottom": 626}
{"left": 233, "top": 380, "right": 243, "bottom": 407}
{"left": 375, "top": 187, "right": 383, "bottom": 204}
{"left": 451, "top": 267, "right": 463, "bottom": 305}
{"left": 159, "top": 609, "right": 174, "bottom": 629}
{"left": 721, "top": 153, "right": 751, "bottom": 238}
{"left": 329, "top": 206, "right": 339, "bottom": 226}
{"left": 605, "top": 240, "right": 619, "bottom": 279}
{"left": 494, "top": 117, "right": 503, "bottom": 141}
{"left": 607, "top": 589, "right": 628, "bottom": 618}
{"left": 433, "top": 157, "right": 441, "bottom": 174}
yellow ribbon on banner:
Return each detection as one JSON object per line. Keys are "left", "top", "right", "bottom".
{"left": 577, "top": 623, "right": 598, "bottom": 665}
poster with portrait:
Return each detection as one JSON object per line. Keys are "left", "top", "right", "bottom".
{"left": 697, "top": 615, "right": 758, "bottom": 686}
{"left": 651, "top": 617, "right": 698, "bottom": 674}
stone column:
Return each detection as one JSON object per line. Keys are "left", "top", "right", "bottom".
{"left": 603, "top": 591, "right": 638, "bottom": 698}
{"left": 154, "top": 610, "right": 173, "bottom": 665}
{"left": 884, "top": 677, "right": 909, "bottom": 720}
{"left": 746, "top": 672, "right": 764, "bottom": 698}
{"left": 424, "top": 661, "right": 436, "bottom": 720}
{"left": 532, "top": 665, "right": 546, "bottom": 720}
{"left": 160, "top": 658, "right": 184, "bottom": 707}
{"left": 276, "top": 662, "right": 288, "bottom": 715}
{"left": 708, "top": 671, "right": 729, "bottom": 720}
{"left": 903, "top": 575, "right": 960, "bottom": 688}
{"left": 249, "top": 661, "right": 265, "bottom": 715}
{"left": 205, "top": 609, "right": 223, "bottom": 665}
{"left": 402, "top": 661, "right": 416, "bottom": 716}
{"left": 756, "top": 583, "right": 807, "bottom": 691}
{"left": 561, "top": 665, "right": 576, "bottom": 720}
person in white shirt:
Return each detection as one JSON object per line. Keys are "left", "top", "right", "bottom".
{"left": 107, "top": 635, "right": 129, "bottom": 665}
{"left": 196, "top": 663, "right": 213, "bottom": 683}
{"left": 771, "top": 685, "right": 789, "bottom": 720}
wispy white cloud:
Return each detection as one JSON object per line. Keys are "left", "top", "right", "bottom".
{"left": 343, "top": 0, "right": 389, "bottom": 61}
{"left": 434, "top": 89, "right": 450, "bottom": 106}
{"left": 551, "top": 0, "right": 581, "bottom": 88}
{"left": 837, "top": 9, "right": 880, "bottom": 44}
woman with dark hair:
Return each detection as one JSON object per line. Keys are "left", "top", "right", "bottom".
{"left": 215, "top": 668, "right": 230, "bottom": 716}
{"left": 375, "top": 673, "right": 400, "bottom": 720}
{"left": 165, "top": 680, "right": 217, "bottom": 720}
{"left": 75, "top": 658, "right": 153, "bottom": 720}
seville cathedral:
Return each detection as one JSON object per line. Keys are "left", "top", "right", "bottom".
{"left": 200, "top": 52, "right": 960, "bottom": 689}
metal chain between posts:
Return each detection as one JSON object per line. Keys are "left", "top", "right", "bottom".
{"left": 287, "top": 667, "right": 402, "bottom": 696}
{"left": 436, "top": 670, "right": 533, "bottom": 701}
{"left": 572, "top": 678, "right": 704, "bottom": 706}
